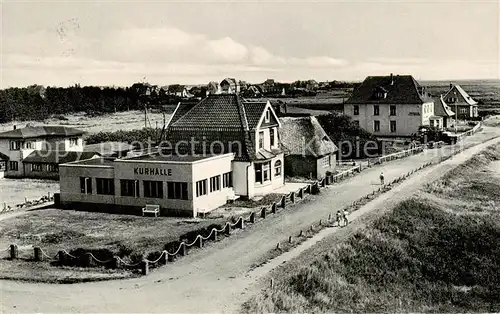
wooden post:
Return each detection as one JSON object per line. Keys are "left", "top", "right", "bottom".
{"left": 319, "top": 219, "right": 322, "bottom": 226}
{"left": 310, "top": 225, "right": 314, "bottom": 232}
{"left": 299, "top": 230, "right": 303, "bottom": 237}
{"left": 328, "top": 213, "right": 332, "bottom": 221}
{"left": 249, "top": 212, "right": 255, "bottom": 223}
{"left": 180, "top": 242, "right": 187, "bottom": 256}
{"left": 299, "top": 188, "right": 304, "bottom": 199}
{"left": 197, "top": 235, "right": 203, "bottom": 248}
{"left": 212, "top": 229, "right": 218, "bottom": 241}
{"left": 9, "top": 244, "right": 18, "bottom": 259}
{"left": 237, "top": 217, "right": 244, "bottom": 229}
{"left": 141, "top": 260, "right": 149, "bottom": 275}
{"left": 34, "top": 247, "right": 42, "bottom": 262}
{"left": 261, "top": 207, "right": 267, "bottom": 218}
{"left": 276, "top": 242, "right": 281, "bottom": 250}
{"left": 58, "top": 250, "right": 65, "bottom": 264}
{"left": 113, "top": 256, "right": 121, "bottom": 269}
{"left": 271, "top": 203, "right": 276, "bottom": 214}
{"left": 281, "top": 196, "right": 286, "bottom": 209}
{"left": 291, "top": 192, "right": 295, "bottom": 203}
{"left": 225, "top": 223, "right": 231, "bottom": 235}
{"left": 288, "top": 236, "right": 292, "bottom": 243}
{"left": 159, "top": 251, "right": 167, "bottom": 265}
{"left": 321, "top": 179, "right": 326, "bottom": 187}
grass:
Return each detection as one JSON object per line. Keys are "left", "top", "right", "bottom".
{"left": 0, "top": 178, "right": 59, "bottom": 206}
{"left": 243, "top": 144, "right": 500, "bottom": 313}
{"left": 0, "top": 209, "right": 227, "bottom": 269}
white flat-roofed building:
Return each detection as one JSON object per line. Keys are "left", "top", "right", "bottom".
{"left": 59, "top": 152, "right": 235, "bottom": 217}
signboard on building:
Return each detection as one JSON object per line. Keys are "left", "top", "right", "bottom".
{"left": 133, "top": 167, "right": 172, "bottom": 176}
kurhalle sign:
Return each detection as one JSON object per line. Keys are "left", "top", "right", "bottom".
{"left": 134, "top": 167, "right": 172, "bottom": 176}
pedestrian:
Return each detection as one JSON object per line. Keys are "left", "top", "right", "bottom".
{"left": 343, "top": 209, "right": 349, "bottom": 226}
{"left": 380, "top": 172, "right": 385, "bottom": 185}
{"left": 336, "top": 210, "right": 342, "bottom": 227}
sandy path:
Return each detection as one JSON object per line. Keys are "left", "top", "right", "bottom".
{"left": 1, "top": 127, "right": 499, "bottom": 314}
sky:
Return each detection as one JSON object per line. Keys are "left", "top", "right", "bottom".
{"left": 1, "top": 0, "right": 499, "bottom": 88}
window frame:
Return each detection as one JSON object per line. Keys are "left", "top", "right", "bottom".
{"left": 10, "top": 141, "right": 21, "bottom": 151}
{"left": 222, "top": 172, "right": 233, "bottom": 188}
{"left": 80, "top": 177, "right": 92, "bottom": 194}
{"left": 270, "top": 128, "right": 275, "bottom": 147}
{"left": 8, "top": 161, "right": 19, "bottom": 171}
{"left": 390, "top": 105, "right": 396, "bottom": 116}
{"left": 31, "top": 163, "right": 43, "bottom": 172}
{"left": 209, "top": 175, "right": 221, "bottom": 192}
{"left": 373, "top": 120, "right": 380, "bottom": 132}
{"left": 120, "top": 179, "right": 140, "bottom": 197}
{"left": 143, "top": 180, "right": 164, "bottom": 199}
{"left": 258, "top": 131, "right": 264, "bottom": 149}
{"left": 353, "top": 105, "right": 359, "bottom": 116}
{"left": 390, "top": 120, "right": 397, "bottom": 133}
{"left": 373, "top": 105, "right": 380, "bottom": 116}
{"left": 96, "top": 178, "right": 115, "bottom": 195}
{"left": 274, "top": 160, "right": 282, "bottom": 176}
{"left": 167, "top": 181, "right": 188, "bottom": 200}
{"left": 196, "top": 179, "right": 208, "bottom": 197}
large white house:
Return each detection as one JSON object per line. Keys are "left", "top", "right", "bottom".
{"left": 344, "top": 74, "right": 435, "bottom": 137}
{"left": 0, "top": 125, "right": 88, "bottom": 179}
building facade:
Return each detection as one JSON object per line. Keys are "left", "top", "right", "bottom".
{"left": 279, "top": 116, "right": 338, "bottom": 180}
{"left": 0, "top": 125, "right": 85, "bottom": 178}
{"left": 442, "top": 84, "right": 479, "bottom": 119}
{"left": 344, "top": 74, "right": 434, "bottom": 137}
{"left": 59, "top": 153, "right": 235, "bottom": 217}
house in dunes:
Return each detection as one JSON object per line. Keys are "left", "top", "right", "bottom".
{"left": 442, "top": 84, "right": 478, "bottom": 119}
{"left": 219, "top": 78, "right": 240, "bottom": 94}
{"left": 279, "top": 116, "right": 338, "bottom": 180}
{"left": 432, "top": 95, "right": 455, "bottom": 129}
{"left": 164, "top": 94, "right": 285, "bottom": 198}
{"left": 344, "top": 74, "right": 435, "bottom": 137}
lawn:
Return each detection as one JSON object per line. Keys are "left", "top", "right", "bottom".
{"left": 0, "top": 209, "right": 227, "bottom": 263}
{"left": 0, "top": 178, "right": 59, "bottom": 206}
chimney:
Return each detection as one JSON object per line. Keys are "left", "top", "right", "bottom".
{"left": 390, "top": 73, "right": 394, "bottom": 85}
{"left": 449, "top": 83, "right": 453, "bottom": 89}
{"left": 13, "top": 125, "right": 17, "bottom": 130}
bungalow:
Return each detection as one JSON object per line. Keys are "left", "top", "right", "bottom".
{"left": 442, "top": 84, "right": 479, "bottom": 119}
{"left": 0, "top": 125, "right": 86, "bottom": 178}
{"left": 279, "top": 116, "right": 338, "bottom": 180}
{"left": 433, "top": 95, "right": 455, "bottom": 129}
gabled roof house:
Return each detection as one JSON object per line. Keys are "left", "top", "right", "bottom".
{"left": 442, "top": 84, "right": 479, "bottom": 119}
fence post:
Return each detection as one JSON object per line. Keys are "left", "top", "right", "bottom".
{"left": 288, "top": 236, "right": 292, "bottom": 243}
{"left": 321, "top": 179, "right": 326, "bottom": 187}
{"left": 299, "top": 188, "right": 304, "bottom": 199}
{"left": 249, "top": 212, "right": 255, "bottom": 223}
{"left": 9, "top": 244, "right": 18, "bottom": 259}
{"left": 291, "top": 192, "right": 296, "bottom": 203}
{"left": 34, "top": 246, "right": 42, "bottom": 262}
{"left": 212, "top": 229, "right": 218, "bottom": 241}
{"left": 261, "top": 207, "right": 268, "bottom": 218}
{"left": 197, "top": 235, "right": 203, "bottom": 248}
{"left": 225, "top": 223, "right": 231, "bottom": 235}
{"left": 281, "top": 196, "right": 286, "bottom": 209}
{"left": 141, "top": 260, "right": 149, "bottom": 275}
{"left": 58, "top": 250, "right": 65, "bottom": 264}
{"left": 237, "top": 217, "right": 244, "bottom": 229}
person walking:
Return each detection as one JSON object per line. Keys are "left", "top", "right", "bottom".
{"left": 343, "top": 209, "right": 349, "bottom": 226}
{"left": 380, "top": 172, "right": 385, "bottom": 185}
{"left": 336, "top": 210, "right": 342, "bottom": 227}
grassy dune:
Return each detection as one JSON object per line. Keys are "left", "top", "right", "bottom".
{"left": 244, "top": 145, "right": 500, "bottom": 313}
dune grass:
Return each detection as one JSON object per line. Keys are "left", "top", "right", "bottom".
{"left": 243, "top": 144, "right": 500, "bottom": 313}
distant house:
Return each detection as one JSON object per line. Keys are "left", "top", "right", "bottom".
{"left": 0, "top": 125, "right": 88, "bottom": 179}
{"left": 344, "top": 74, "right": 435, "bottom": 137}
{"left": 83, "top": 142, "right": 133, "bottom": 158}
{"left": 219, "top": 78, "right": 240, "bottom": 94}
{"left": 22, "top": 150, "right": 100, "bottom": 179}
{"left": 433, "top": 95, "right": 455, "bottom": 129}
{"left": 442, "top": 84, "right": 478, "bottom": 119}
{"left": 279, "top": 116, "right": 338, "bottom": 180}
{"left": 207, "top": 81, "right": 219, "bottom": 95}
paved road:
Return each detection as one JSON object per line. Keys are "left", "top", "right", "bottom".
{"left": 1, "top": 127, "right": 499, "bottom": 314}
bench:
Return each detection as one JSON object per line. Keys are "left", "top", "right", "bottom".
{"left": 227, "top": 194, "right": 239, "bottom": 204}
{"left": 142, "top": 204, "right": 160, "bottom": 217}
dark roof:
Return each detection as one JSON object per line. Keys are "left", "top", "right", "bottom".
{"left": 23, "top": 150, "right": 100, "bottom": 164}
{"left": 433, "top": 96, "right": 455, "bottom": 117}
{"left": 279, "top": 116, "right": 338, "bottom": 157}
{"left": 345, "top": 75, "right": 432, "bottom": 104}
{"left": 168, "top": 101, "right": 199, "bottom": 126}
{"left": 123, "top": 153, "right": 227, "bottom": 162}
{"left": 443, "top": 84, "right": 478, "bottom": 106}
{"left": 0, "top": 151, "right": 9, "bottom": 161}
{"left": 0, "top": 126, "right": 85, "bottom": 139}
{"left": 166, "top": 94, "right": 281, "bottom": 161}
{"left": 69, "top": 157, "right": 116, "bottom": 166}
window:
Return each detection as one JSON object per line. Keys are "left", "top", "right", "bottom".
{"left": 144, "top": 180, "right": 163, "bottom": 198}
{"left": 274, "top": 160, "right": 282, "bottom": 176}
{"left": 373, "top": 105, "right": 379, "bottom": 116}
{"left": 69, "top": 138, "right": 79, "bottom": 146}
{"left": 460, "top": 108, "right": 467, "bottom": 114}
{"left": 373, "top": 120, "right": 380, "bottom": 132}
{"left": 223, "top": 172, "right": 233, "bottom": 188}
{"left": 258, "top": 131, "right": 264, "bottom": 149}
{"left": 353, "top": 120, "right": 360, "bottom": 127}
{"left": 31, "top": 164, "right": 43, "bottom": 172}
{"left": 121, "top": 179, "right": 139, "bottom": 197}
{"left": 10, "top": 141, "right": 21, "bottom": 151}
{"left": 9, "top": 161, "right": 18, "bottom": 171}
{"left": 80, "top": 177, "right": 92, "bottom": 194}
{"left": 265, "top": 110, "right": 270, "bottom": 122}
{"left": 0, "top": 161, "right": 6, "bottom": 172}
{"left": 321, "top": 155, "right": 331, "bottom": 168}
{"left": 196, "top": 179, "right": 208, "bottom": 197}
{"left": 255, "top": 162, "right": 271, "bottom": 184}
{"left": 167, "top": 182, "right": 188, "bottom": 200}
{"left": 353, "top": 105, "right": 359, "bottom": 116}
{"left": 270, "top": 129, "right": 275, "bottom": 147}
{"left": 209, "top": 175, "right": 221, "bottom": 192}
{"left": 390, "top": 121, "right": 397, "bottom": 133}
{"left": 48, "top": 164, "right": 59, "bottom": 172}
{"left": 25, "top": 141, "right": 33, "bottom": 149}
{"left": 390, "top": 105, "right": 396, "bottom": 116}
{"left": 96, "top": 178, "right": 115, "bottom": 195}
